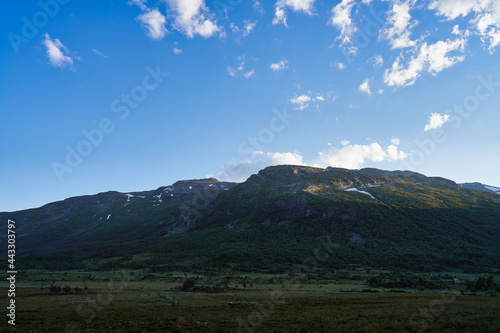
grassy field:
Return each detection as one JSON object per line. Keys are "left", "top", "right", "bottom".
{"left": 1, "top": 270, "right": 499, "bottom": 332}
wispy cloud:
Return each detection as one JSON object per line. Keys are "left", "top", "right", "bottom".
{"left": 92, "top": 48, "right": 108, "bottom": 58}
{"left": 42, "top": 33, "right": 74, "bottom": 68}
{"left": 273, "top": 0, "right": 316, "bottom": 26}
{"left": 244, "top": 69, "right": 256, "bottom": 79}
{"left": 243, "top": 20, "right": 257, "bottom": 36}
{"left": 329, "top": 0, "right": 357, "bottom": 53}
{"left": 173, "top": 47, "right": 183, "bottom": 54}
{"left": 380, "top": 0, "right": 420, "bottom": 49}
{"left": 384, "top": 37, "right": 467, "bottom": 87}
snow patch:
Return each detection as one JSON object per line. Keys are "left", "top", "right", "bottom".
{"left": 125, "top": 194, "right": 135, "bottom": 202}
{"left": 188, "top": 186, "right": 192, "bottom": 190}
{"left": 345, "top": 188, "right": 376, "bottom": 200}
{"left": 485, "top": 185, "right": 500, "bottom": 194}
{"left": 107, "top": 214, "right": 111, "bottom": 220}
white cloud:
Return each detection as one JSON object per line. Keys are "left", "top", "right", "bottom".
{"left": 173, "top": 47, "right": 183, "bottom": 54}
{"left": 372, "top": 54, "right": 383, "bottom": 68}
{"left": 212, "top": 139, "right": 407, "bottom": 181}
{"left": 291, "top": 94, "right": 312, "bottom": 109}
{"left": 332, "top": 61, "right": 346, "bottom": 69}
{"left": 42, "top": 33, "right": 74, "bottom": 68}
{"left": 229, "top": 22, "right": 239, "bottom": 32}
{"left": 136, "top": 9, "right": 168, "bottom": 40}
{"left": 391, "top": 137, "right": 401, "bottom": 145}
{"left": 244, "top": 69, "right": 256, "bottom": 79}
{"left": 270, "top": 58, "right": 289, "bottom": 71}
{"left": 92, "top": 48, "right": 108, "bottom": 58}
{"left": 430, "top": 0, "right": 500, "bottom": 52}
{"left": 273, "top": 0, "right": 316, "bottom": 26}
{"left": 329, "top": 0, "right": 357, "bottom": 50}
{"left": 380, "top": 0, "right": 419, "bottom": 49}
{"left": 210, "top": 151, "right": 305, "bottom": 182}
{"left": 424, "top": 113, "right": 451, "bottom": 131}
{"left": 384, "top": 37, "right": 467, "bottom": 87}
{"left": 243, "top": 20, "right": 257, "bottom": 36}
{"left": 165, "top": 0, "right": 220, "bottom": 38}
{"left": 253, "top": 1, "right": 265, "bottom": 14}
{"left": 128, "top": 0, "right": 148, "bottom": 11}
{"left": 429, "top": 0, "right": 492, "bottom": 20}
{"left": 316, "top": 95, "right": 325, "bottom": 101}
{"left": 359, "top": 79, "right": 372, "bottom": 94}
{"left": 313, "top": 141, "right": 408, "bottom": 169}
{"left": 227, "top": 55, "right": 252, "bottom": 78}
{"left": 378, "top": 89, "right": 384, "bottom": 94}
{"left": 227, "top": 66, "right": 238, "bottom": 77}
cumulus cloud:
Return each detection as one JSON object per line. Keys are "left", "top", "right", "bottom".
{"left": 270, "top": 58, "right": 289, "bottom": 71}
{"left": 42, "top": 33, "right": 74, "bottom": 68}
{"left": 359, "top": 79, "right": 372, "bottom": 94}
{"left": 329, "top": 0, "right": 357, "bottom": 52}
{"left": 209, "top": 151, "right": 305, "bottom": 182}
{"left": 380, "top": 0, "right": 420, "bottom": 49}
{"left": 290, "top": 94, "right": 312, "bottom": 109}
{"left": 429, "top": 0, "right": 492, "bottom": 20}
{"left": 424, "top": 113, "right": 450, "bottom": 131}
{"left": 384, "top": 37, "right": 467, "bottom": 87}
{"left": 165, "top": 0, "right": 220, "bottom": 38}
{"left": 136, "top": 9, "right": 168, "bottom": 40}
{"left": 273, "top": 0, "right": 316, "bottom": 26}
{"left": 312, "top": 141, "right": 408, "bottom": 169}
{"left": 173, "top": 47, "right": 183, "bottom": 54}
{"left": 211, "top": 139, "right": 408, "bottom": 181}
{"left": 430, "top": 0, "right": 500, "bottom": 52}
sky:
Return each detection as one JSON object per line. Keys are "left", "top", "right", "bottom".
{"left": 1, "top": 0, "right": 500, "bottom": 212}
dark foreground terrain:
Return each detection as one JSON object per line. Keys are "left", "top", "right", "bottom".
{"left": 1, "top": 270, "right": 499, "bottom": 333}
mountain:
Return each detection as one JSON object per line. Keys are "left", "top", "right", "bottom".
{"left": 2, "top": 166, "right": 499, "bottom": 273}
{"left": 460, "top": 182, "right": 500, "bottom": 195}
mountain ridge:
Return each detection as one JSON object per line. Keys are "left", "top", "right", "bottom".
{"left": 2, "top": 165, "right": 499, "bottom": 273}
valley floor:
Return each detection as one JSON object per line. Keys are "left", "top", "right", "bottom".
{"left": 1, "top": 271, "right": 499, "bottom": 332}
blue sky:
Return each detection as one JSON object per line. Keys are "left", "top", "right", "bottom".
{"left": 1, "top": 0, "right": 500, "bottom": 212}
